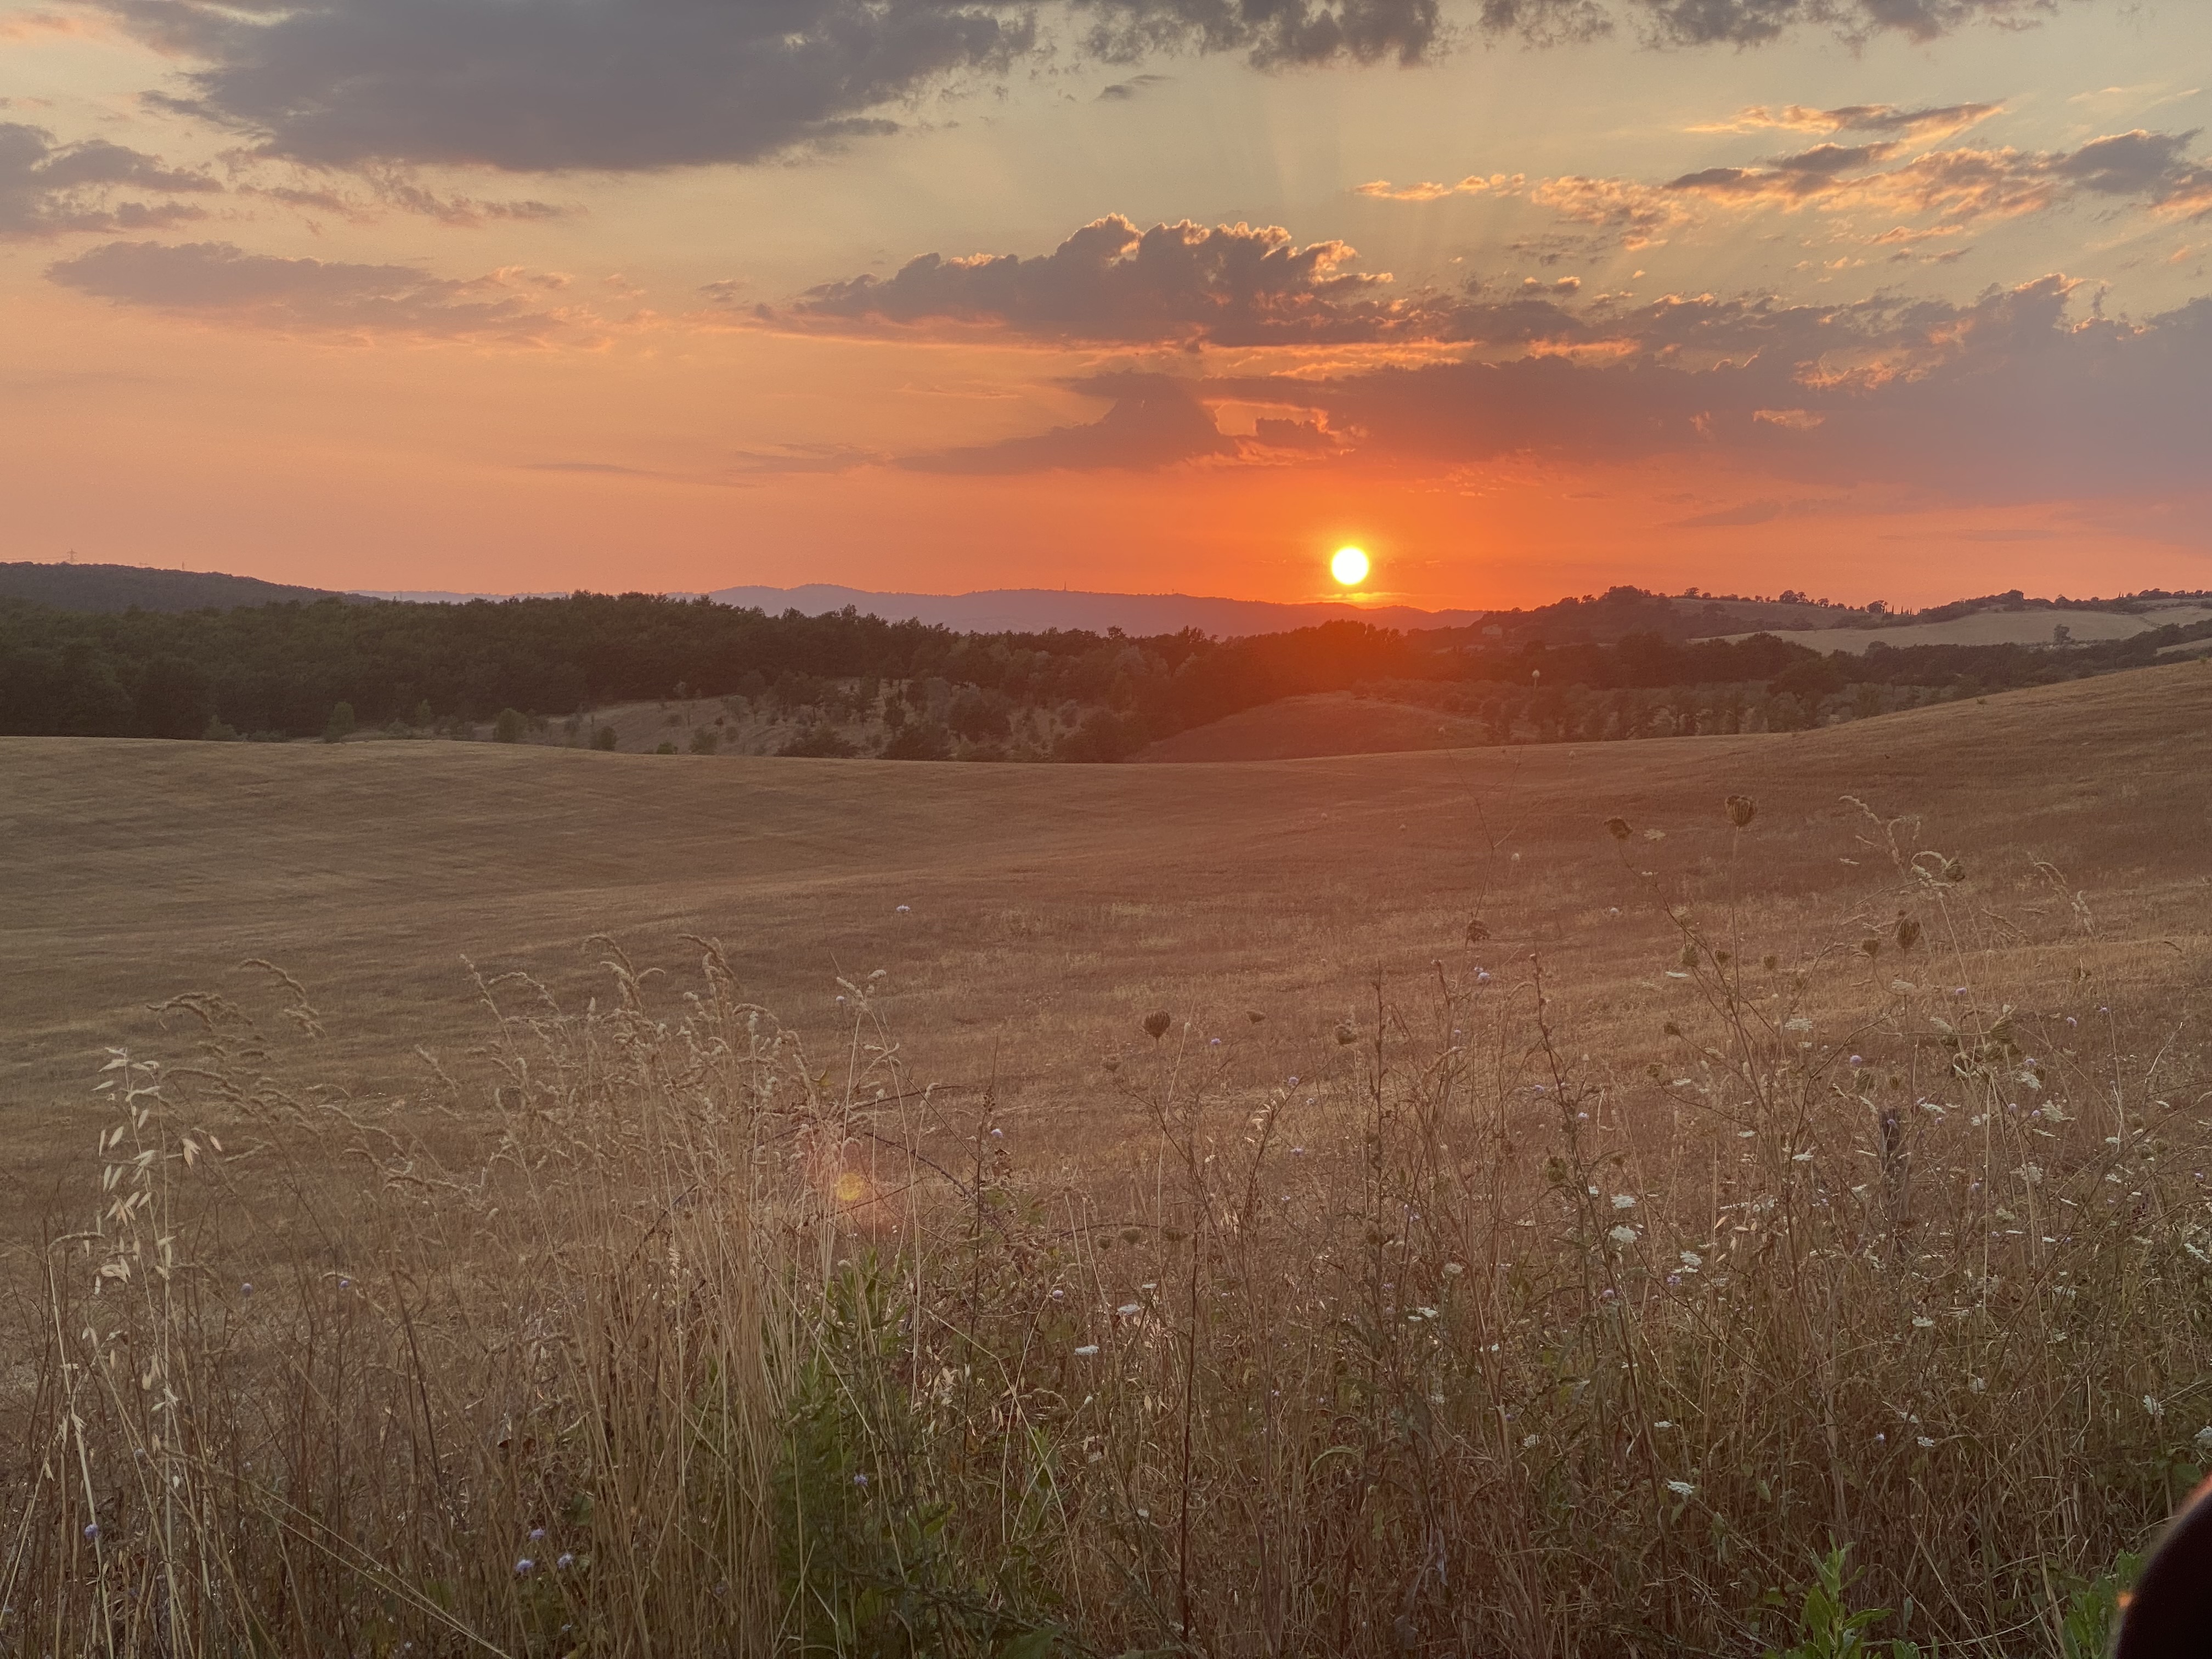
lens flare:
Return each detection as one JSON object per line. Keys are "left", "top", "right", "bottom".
{"left": 1330, "top": 546, "right": 1370, "bottom": 586}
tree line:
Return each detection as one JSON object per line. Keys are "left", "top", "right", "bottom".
{"left": 0, "top": 589, "right": 2203, "bottom": 757}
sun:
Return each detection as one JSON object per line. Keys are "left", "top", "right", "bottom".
{"left": 1330, "top": 546, "right": 1370, "bottom": 588}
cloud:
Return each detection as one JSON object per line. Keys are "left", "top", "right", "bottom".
{"left": 1355, "top": 172, "right": 1520, "bottom": 202}
{"left": 1657, "top": 128, "right": 2212, "bottom": 228}
{"left": 97, "top": 0, "right": 1034, "bottom": 173}
{"left": 1476, "top": 0, "right": 2077, "bottom": 47}
{"left": 45, "top": 240, "right": 588, "bottom": 341}
{"left": 0, "top": 121, "right": 217, "bottom": 238}
{"left": 775, "top": 214, "right": 1463, "bottom": 345}
{"left": 1690, "top": 101, "right": 2004, "bottom": 140}
{"left": 71, "top": 0, "right": 2075, "bottom": 180}
{"left": 81, "top": 0, "right": 1438, "bottom": 177}
{"left": 901, "top": 377, "right": 1240, "bottom": 472}
{"left": 1096, "top": 72, "right": 1172, "bottom": 100}
{"left": 1189, "top": 275, "right": 2212, "bottom": 507}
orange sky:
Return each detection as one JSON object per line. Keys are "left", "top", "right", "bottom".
{"left": 2, "top": 0, "right": 2208, "bottom": 607}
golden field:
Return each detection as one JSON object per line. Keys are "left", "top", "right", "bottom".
{"left": 2, "top": 659, "right": 2209, "bottom": 1657}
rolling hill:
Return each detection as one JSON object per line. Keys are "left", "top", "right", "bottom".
{"left": 4, "top": 660, "right": 2205, "bottom": 1235}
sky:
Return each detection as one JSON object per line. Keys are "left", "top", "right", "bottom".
{"left": 2, "top": 0, "right": 2208, "bottom": 610}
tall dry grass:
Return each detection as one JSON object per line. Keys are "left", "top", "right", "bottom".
{"left": 3, "top": 798, "right": 2207, "bottom": 1657}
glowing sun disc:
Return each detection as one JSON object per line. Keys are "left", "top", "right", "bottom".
{"left": 1330, "top": 546, "right": 1370, "bottom": 587}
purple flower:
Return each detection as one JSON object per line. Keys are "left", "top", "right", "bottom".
{"left": 516, "top": 1558, "right": 535, "bottom": 1576}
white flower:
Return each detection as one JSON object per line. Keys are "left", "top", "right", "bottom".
{"left": 2194, "top": 1426, "right": 2212, "bottom": 1449}
{"left": 1911, "top": 1316, "right": 1936, "bottom": 1329}
{"left": 1521, "top": 1434, "right": 1542, "bottom": 1448}
{"left": 1116, "top": 1302, "right": 1142, "bottom": 1317}
{"left": 2145, "top": 1395, "right": 2166, "bottom": 1420}
{"left": 1666, "top": 1480, "right": 1696, "bottom": 1498}
{"left": 1916, "top": 1437, "right": 1937, "bottom": 1449}
{"left": 1073, "top": 1345, "right": 1099, "bottom": 1357}
{"left": 2018, "top": 1164, "right": 2044, "bottom": 1186}
{"left": 1968, "top": 1376, "right": 1986, "bottom": 1393}
{"left": 895, "top": 904, "right": 910, "bottom": 914}
{"left": 1612, "top": 1194, "right": 1637, "bottom": 1210}
{"left": 1679, "top": 1251, "right": 1702, "bottom": 1271}
{"left": 1442, "top": 1261, "right": 1464, "bottom": 1276}
{"left": 1608, "top": 1225, "right": 1639, "bottom": 1247}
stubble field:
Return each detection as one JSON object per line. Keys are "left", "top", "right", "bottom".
{"left": 2, "top": 661, "right": 2209, "bottom": 1657}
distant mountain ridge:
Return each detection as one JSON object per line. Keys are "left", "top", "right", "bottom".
{"left": 0, "top": 561, "right": 344, "bottom": 614}
{"left": 704, "top": 583, "right": 1486, "bottom": 637}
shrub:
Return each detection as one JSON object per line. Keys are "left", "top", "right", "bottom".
{"left": 591, "top": 723, "right": 618, "bottom": 751}
{"left": 780, "top": 722, "right": 859, "bottom": 758}
{"left": 689, "top": 726, "right": 720, "bottom": 755}
{"left": 492, "top": 707, "right": 527, "bottom": 743}
{"left": 880, "top": 720, "right": 950, "bottom": 761}
{"left": 655, "top": 739, "right": 679, "bottom": 753}
{"left": 321, "top": 700, "right": 356, "bottom": 742}
{"left": 199, "top": 715, "right": 239, "bottom": 741}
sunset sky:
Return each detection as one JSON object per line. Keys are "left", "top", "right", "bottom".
{"left": 3, "top": 0, "right": 2208, "bottom": 609}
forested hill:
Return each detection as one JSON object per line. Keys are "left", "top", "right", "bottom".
{"left": 3, "top": 586, "right": 2208, "bottom": 758}
{"left": 0, "top": 561, "right": 343, "bottom": 614}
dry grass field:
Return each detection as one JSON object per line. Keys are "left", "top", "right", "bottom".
{"left": 3, "top": 659, "right": 2209, "bottom": 1657}
{"left": 7, "top": 662, "right": 2205, "bottom": 1192}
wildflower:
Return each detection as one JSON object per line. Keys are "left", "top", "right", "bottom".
{"left": 1612, "top": 1194, "right": 1637, "bottom": 1210}
{"left": 1666, "top": 1274, "right": 1682, "bottom": 1287}
{"left": 1522, "top": 1434, "right": 1542, "bottom": 1448}
{"left": 83, "top": 1522, "right": 99, "bottom": 1542}
{"left": 1073, "top": 1344, "right": 1099, "bottom": 1357}
{"left": 1653, "top": 1420, "right": 1673, "bottom": 1430}
{"left": 989, "top": 1127, "right": 1003, "bottom": 1138}
{"left": 853, "top": 1474, "right": 868, "bottom": 1487}
{"left": 1849, "top": 1054, "right": 1864, "bottom": 1066}
{"left": 1875, "top": 1432, "right": 1886, "bottom": 1443}
{"left": 241, "top": 1283, "right": 252, "bottom": 1295}
{"left": 1476, "top": 970, "right": 1492, "bottom": 984}
{"left": 1209, "top": 1037, "right": 1221, "bottom": 1046}
{"left": 1969, "top": 1377, "right": 1985, "bottom": 1393}
{"left": 1286, "top": 1076, "right": 1299, "bottom": 1087}
{"left": 2145, "top": 1396, "right": 2166, "bottom": 1421}
{"left": 1666, "top": 1480, "right": 1695, "bottom": 1498}
{"left": 1679, "top": 1251, "right": 1702, "bottom": 1271}
{"left": 1912, "top": 1316, "right": 1936, "bottom": 1329}
{"left": 1601, "top": 1287, "right": 1618, "bottom": 1301}
{"left": 895, "top": 904, "right": 910, "bottom": 913}
{"left": 556, "top": 1553, "right": 575, "bottom": 1571}
{"left": 2194, "top": 1426, "right": 2212, "bottom": 1450}
{"left": 1118, "top": 1302, "right": 1142, "bottom": 1317}
{"left": 1442, "top": 1261, "right": 1464, "bottom": 1276}
{"left": 1609, "top": 1226, "right": 1638, "bottom": 1247}
{"left": 529, "top": 1527, "right": 546, "bottom": 1542}
{"left": 1916, "top": 1437, "right": 1937, "bottom": 1449}
{"left": 516, "top": 1559, "right": 535, "bottom": 1576}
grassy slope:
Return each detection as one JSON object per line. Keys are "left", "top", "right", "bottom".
{"left": 1135, "top": 692, "right": 1491, "bottom": 761}
{"left": 4, "top": 660, "right": 2207, "bottom": 1226}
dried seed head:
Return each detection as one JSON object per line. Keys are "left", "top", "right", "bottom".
{"left": 1895, "top": 916, "right": 1922, "bottom": 951}
{"left": 1335, "top": 1023, "right": 1359, "bottom": 1046}
{"left": 1465, "top": 917, "right": 1492, "bottom": 943}
{"left": 1605, "top": 816, "right": 1633, "bottom": 842}
{"left": 1943, "top": 859, "right": 1966, "bottom": 883}
{"left": 1102, "top": 1057, "right": 1120, "bottom": 1073}
{"left": 1860, "top": 936, "right": 1883, "bottom": 959}
{"left": 1678, "top": 942, "right": 1699, "bottom": 968}
{"left": 1142, "top": 1011, "right": 1171, "bottom": 1040}
{"left": 1246, "top": 1009, "right": 1266, "bottom": 1024}
{"left": 1725, "top": 794, "right": 1757, "bottom": 828}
